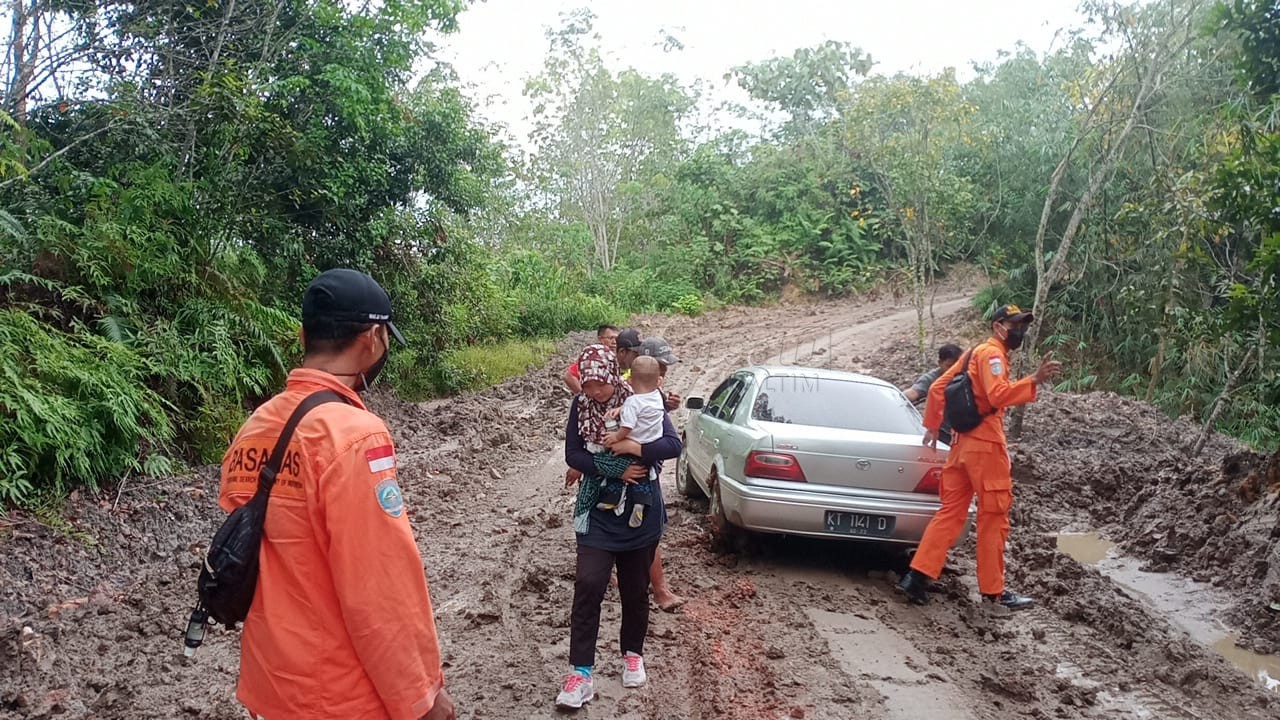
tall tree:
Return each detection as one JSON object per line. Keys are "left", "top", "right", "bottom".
{"left": 730, "top": 40, "right": 873, "bottom": 137}
{"left": 1023, "top": 0, "right": 1210, "bottom": 371}
{"left": 525, "top": 9, "right": 691, "bottom": 271}
{"left": 843, "top": 71, "right": 980, "bottom": 363}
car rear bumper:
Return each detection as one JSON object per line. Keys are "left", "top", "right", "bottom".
{"left": 719, "top": 475, "right": 971, "bottom": 545}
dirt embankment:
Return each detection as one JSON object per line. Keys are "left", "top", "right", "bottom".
{"left": 1014, "top": 393, "right": 1280, "bottom": 654}
{"left": 2, "top": 289, "right": 1279, "bottom": 719}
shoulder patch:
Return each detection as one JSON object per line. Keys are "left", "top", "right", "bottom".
{"left": 366, "top": 444, "right": 396, "bottom": 473}
{"left": 988, "top": 357, "right": 1004, "bottom": 376}
{"left": 375, "top": 478, "right": 405, "bottom": 518}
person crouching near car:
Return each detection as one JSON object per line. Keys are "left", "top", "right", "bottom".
{"left": 556, "top": 344, "right": 682, "bottom": 709}
{"left": 903, "top": 343, "right": 963, "bottom": 445}
{"left": 897, "top": 305, "right": 1061, "bottom": 611}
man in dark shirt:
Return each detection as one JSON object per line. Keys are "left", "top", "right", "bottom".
{"left": 903, "top": 344, "right": 962, "bottom": 444}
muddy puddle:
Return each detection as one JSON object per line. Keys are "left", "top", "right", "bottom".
{"left": 1056, "top": 531, "right": 1280, "bottom": 691}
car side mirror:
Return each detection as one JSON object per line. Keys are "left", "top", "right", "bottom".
{"left": 685, "top": 397, "right": 704, "bottom": 410}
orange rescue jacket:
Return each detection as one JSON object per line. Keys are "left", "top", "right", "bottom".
{"left": 923, "top": 338, "right": 1037, "bottom": 447}
{"left": 218, "top": 369, "right": 443, "bottom": 720}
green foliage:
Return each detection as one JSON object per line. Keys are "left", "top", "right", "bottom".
{"left": 586, "top": 266, "right": 700, "bottom": 314}
{"left": 448, "top": 340, "right": 558, "bottom": 390}
{"left": 731, "top": 41, "right": 873, "bottom": 131}
{"left": 525, "top": 9, "right": 693, "bottom": 271}
{"left": 0, "top": 309, "right": 173, "bottom": 503}
{"left": 1216, "top": 0, "right": 1280, "bottom": 101}
{"left": 8, "top": 0, "right": 1280, "bottom": 508}
{"left": 497, "top": 252, "right": 626, "bottom": 337}
{"left": 671, "top": 293, "right": 704, "bottom": 316}
{"left": 0, "top": 0, "right": 511, "bottom": 503}
{"left": 392, "top": 339, "right": 556, "bottom": 397}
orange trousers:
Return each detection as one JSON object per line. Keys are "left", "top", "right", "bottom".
{"left": 909, "top": 434, "right": 1013, "bottom": 596}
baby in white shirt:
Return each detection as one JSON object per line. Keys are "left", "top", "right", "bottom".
{"left": 599, "top": 356, "right": 665, "bottom": 527}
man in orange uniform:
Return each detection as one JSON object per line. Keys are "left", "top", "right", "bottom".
{"left": 897, "top": 304, "right": 1062, "bottom": 610}
{"left": 219, "top": 268, "right": 455, "bottom": 720}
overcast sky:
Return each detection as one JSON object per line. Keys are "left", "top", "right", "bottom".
{"left": 437, "top": 0, "right": 1089, "bottom": 144}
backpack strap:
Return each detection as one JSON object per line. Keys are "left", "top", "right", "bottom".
{"left": 958, "top": 343, "right": 999, "bottom": 418}
{"left": 257, "top": 390, "right": 348, "bottom": 495}
{"left": 958, "top": 347, "right": 976, "bottom": 377}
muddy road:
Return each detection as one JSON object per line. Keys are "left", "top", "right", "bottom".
{"left": 3, "top": 289, "right": 1280, "bottom": 719}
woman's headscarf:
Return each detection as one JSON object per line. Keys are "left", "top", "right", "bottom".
{"left": 576, "top": 343, "right": 632, "bottom": 445}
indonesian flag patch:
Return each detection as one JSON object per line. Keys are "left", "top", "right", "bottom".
{"left": 366, "top": 445, "right": 396, "bottom": 473}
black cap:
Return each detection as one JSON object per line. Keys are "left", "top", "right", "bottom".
{"left": 616, "top": 328, "right": 642, "bottom": 350}
{"left": 639, "top": 336, "right": 679, "bottom": 365}
{"left": 991, "top": 304, "right": 1034, "bottom": 324}
{"left": 303, "top": 269, "right": 407, "bottom": 346}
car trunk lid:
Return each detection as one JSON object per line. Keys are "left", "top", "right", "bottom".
{"left": 761, "top": 422, "right": 946, "bottom": 494}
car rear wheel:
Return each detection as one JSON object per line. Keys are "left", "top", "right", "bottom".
{"left": 708, "top": 471, "right": 744, "bottom": 553}
{"left": 675, "top": 440, "right": 706, "bottom": 499}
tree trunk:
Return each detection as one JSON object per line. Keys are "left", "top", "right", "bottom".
{"left": 1012, "top": 27, "right": 1185, "bottom": 439}
{"left": 912, "top": 241, "right": 926, "bottom": 366}
{"left": 5, "top": 0, "right": 30, "bottom": 117}
{"left": 207, "top": 0, "right": 237, "bottom": 71}
{"left": 1146, "top": 225, "right": 1189, "bottom": 402}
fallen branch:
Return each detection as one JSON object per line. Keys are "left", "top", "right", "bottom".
{"left": 1191, "top": 319, "right": 1265, "bottom": 457}
{"left": 111, "top": 470, "right": 132, "bottom": 512}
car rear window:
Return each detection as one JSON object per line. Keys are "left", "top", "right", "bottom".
{"left": 751, "top": 375, "right": 924, "bottom": 434}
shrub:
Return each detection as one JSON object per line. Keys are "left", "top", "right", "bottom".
{"left": 671, "top": 293, "right": 704, "bottom": 316}
{"left": 0, "top": 310, "right": 174, "bottom": 503}
{"left": 589, "top": 266, "right": 700, "bottom": 314}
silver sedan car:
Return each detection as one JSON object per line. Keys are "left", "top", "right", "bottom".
{"left": 677, "top": 366, "right": 954, "bottom": 547}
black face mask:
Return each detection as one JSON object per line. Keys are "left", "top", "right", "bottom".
{"left": 334, "top": 331, "right": 388, "bottom": 392}
{"left": 356, "top": 346, "right": 388, "bottom": 392}
{"left": 1004, "top": 325, "right": 1027, "bottom": 350}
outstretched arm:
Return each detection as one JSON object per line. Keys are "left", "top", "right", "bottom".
{"left": 976, "top": 347, "right": 1036, "bottom": 410}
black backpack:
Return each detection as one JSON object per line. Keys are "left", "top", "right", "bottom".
{"left": 943, "top": 347, "right": 994, "bottom": 433}
{"left": 195, "top": 390, "right": 346, "bottom": 628}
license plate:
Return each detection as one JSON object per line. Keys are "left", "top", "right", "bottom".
{"left": 824, "top": 511, "right": 895, "bottom": 538}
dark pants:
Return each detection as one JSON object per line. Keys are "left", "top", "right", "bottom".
{"left": 569, "top": 543, "right": 657, "bottom": 667}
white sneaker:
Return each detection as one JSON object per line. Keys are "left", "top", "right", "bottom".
{"left": 622, "top": 652, "right": 647, "bottom": 688}
{"left": 555, "top": 672, "right": 594, "bottom": 709}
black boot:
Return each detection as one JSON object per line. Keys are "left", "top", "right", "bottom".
{"left": 983, "top": 590, "right": 1034, "bottom": 610}
{"left": 897, "top": 569, "right": 931, "bottom": 605}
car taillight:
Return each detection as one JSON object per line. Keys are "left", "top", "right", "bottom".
{"left": 913, "top": 467, "right": 943, "bottom": 495}
{"left": 745, "top": 451, "right": 807, "bottom": 482}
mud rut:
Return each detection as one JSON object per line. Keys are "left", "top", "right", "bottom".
{"left": 2, "top": 291, "right": 1277, "bottom": 719}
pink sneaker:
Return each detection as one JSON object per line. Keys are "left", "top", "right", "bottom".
{"left": 555, "top": 671, "right": 594, "bottom": 708}
{"left": 622, "top": 652, "right": 647, "bottom": 688}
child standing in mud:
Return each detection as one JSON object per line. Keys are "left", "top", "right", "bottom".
{"left": 597, "top": 356, "right": 666, "bottom": 528}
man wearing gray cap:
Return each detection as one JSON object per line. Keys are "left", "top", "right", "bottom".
{"left": 638, "top": 335, "right": 686, "bottom": 611}
{"left": 639, "top": 336, "right": 682, "bottom": 412}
